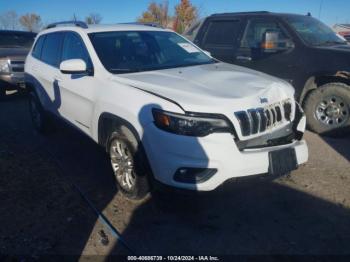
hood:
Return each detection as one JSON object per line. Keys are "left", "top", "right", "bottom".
{"left": 113, "top": 62, "right": 295, "bottom": 113}
{"left": 315, "top": 44, "right": 350, "bottom": 53}
{"left": 0, "top": 48, "right": 30, "bottom": 60}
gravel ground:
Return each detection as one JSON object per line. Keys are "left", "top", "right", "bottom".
{"left": 0, "top": 93, "right": 349, "bottom": 258}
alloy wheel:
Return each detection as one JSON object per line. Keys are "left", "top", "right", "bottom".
{"left": 110, "top": 139, "right": 136, "bottom": 192}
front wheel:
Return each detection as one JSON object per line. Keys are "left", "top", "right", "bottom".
{"left": 107, "top": 129, "right": 151, "bottom": 199}
{"left": 304, "top": 82, "right": 350, "bottom": 136}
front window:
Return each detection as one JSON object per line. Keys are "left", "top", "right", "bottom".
{"left": 89, "top": 31, "right": 215, "bottom": 74}
{"left": 62, "top": 32, "right": 92, "bottom": 70}
{"left": 241, "top": 19, "right": 291, "bottom": 49}
{"left": 286, "top": 15, "right": 347, "bottom": 46}
{"left": 0, "top": 32, "right": 36, "bottom": 48}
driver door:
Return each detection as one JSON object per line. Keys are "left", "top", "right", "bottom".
{"left": 235, "top": 18, "right": 302, "bottom": 85}
{"left": 57, "top": 32, "right": 95, "bottom": 135}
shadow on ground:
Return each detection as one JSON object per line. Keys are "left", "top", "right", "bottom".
{"left": 322, "top": 135, "right": 350, "bottom": 162}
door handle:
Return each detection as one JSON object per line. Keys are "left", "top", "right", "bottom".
{"left": 236, "top": 55, "right": 252, "bottom": 61}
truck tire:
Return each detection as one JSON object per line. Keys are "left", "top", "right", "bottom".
{"left": 107, "top": 128, "right": 151, "bottom": 199}
{"left": 28, "top": 92, "right": 52, "bottom": 134}
{"left": 304, "top": 82, "right": 350, "bottom": 136}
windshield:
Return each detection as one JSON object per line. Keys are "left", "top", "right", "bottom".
{"left": 89, "top": 31, "right": 215, "bottom": 74}
{"left": 286, "top": 16, "right": 347, "bottom": 46}
{"left": 0, "top": 32, "right": 36, "bottom": 48}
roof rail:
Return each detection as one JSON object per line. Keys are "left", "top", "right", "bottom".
{"left": 45, "top": 21, "right": 88, "bottom": 29}
{"left": 121, "top": 22, "right": 164, "bottom": 29}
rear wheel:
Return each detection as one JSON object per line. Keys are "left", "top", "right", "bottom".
{"left": 107, "top": 128, "right": 150, "bottom": 199}
{"left": 304, "top": 83, "right": 350, "bottom": 136}
{"left": 29, "top": 93, "right": 51, "bottom": 134}
{"left": 0, "top": 87, "right": 6, "bottom": 100}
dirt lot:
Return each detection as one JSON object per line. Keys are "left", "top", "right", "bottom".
{"left": 0, "top": 93, "right": 349, "bottom": 258}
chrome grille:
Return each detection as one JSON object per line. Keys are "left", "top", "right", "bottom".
{"left": 10, "top": 60, "right": 25, "bottom": 73}
{"left": 235, "top": 100, "right": 293, "bottom": 137}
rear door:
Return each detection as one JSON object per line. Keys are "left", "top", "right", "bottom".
{"left": 31, "top": 32, "right": 65, "bottom": 114}
{"left": 197, "top": 17, "right": 246, "bottom": 63}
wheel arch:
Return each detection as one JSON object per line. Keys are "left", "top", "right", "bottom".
{"left": 97, "top": 112, "right": 155, "bottom": 183}
{"left": 299, "top": 71, "right": 350, "bottom": 106}
{"left": 97, "top": 112, "right": 142, "bottom": 150}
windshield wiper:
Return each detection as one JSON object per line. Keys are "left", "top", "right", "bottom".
{"left": 109, "top": 68, "right": 141, "bottom": 74}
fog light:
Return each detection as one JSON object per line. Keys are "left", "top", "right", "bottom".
{"left": 174, "top": 168, "right": 217, "bottom": 184}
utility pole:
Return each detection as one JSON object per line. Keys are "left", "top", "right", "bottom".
{"left": 318, "top": 0, "right": 324, "bottom": 20}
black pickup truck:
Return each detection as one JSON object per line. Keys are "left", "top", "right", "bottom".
{"left": 0, "top": 30, "right": 36, "bottom": 99}
{"left": 184, "top": 12, "right": 350, "bottom": 136}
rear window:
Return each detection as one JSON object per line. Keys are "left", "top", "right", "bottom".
{"left": 32, "top": 35, "right": 45, "bottom": 59}
{"left": 41, "top": 33, "right": 64, "bottom": 67}
{"left": 204, "top": 20, "right": 241, "bottom": 45}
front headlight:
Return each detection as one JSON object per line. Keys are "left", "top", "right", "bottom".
{"left": 152, "top": 109, "right": 233, "bottom": 137}
{"left": 0, "top": 59, "right": 10, "bottom": 73}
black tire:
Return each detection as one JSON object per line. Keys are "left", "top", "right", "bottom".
{"left": 107, "top": 127, "right": 151, "bottom": 200}
{"left": 0, "top": 87, "right": 6, "bottom": 100}
{"left": 304, "top": 82, "right": 350, "bottom": 137}
{"left": 28, "top": 92, "right": 51, "bottom": 134}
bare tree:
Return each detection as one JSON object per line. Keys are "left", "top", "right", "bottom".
{"left": 85, "top": 13, "right": 102, "bottom": 24}
{"left": 174, "top": 0, "right": 197, "bottom": 33}
{"left": 0, "top": 11, "right": 19, "bottom": 30}
{"left": 19, "top": 13, "right": 42, "bottom": 32}
{"left": 138, "top": 1, "right": 170, "bottom": 28}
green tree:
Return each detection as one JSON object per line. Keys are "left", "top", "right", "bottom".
{"left": 174, "top": 0, "right": 197, "bottom": 33}
{"left": 137, "top": 1, "right": 170, "bottom": 28}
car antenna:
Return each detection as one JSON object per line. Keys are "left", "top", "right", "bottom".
{"left": 307, "top": 12, "right": 312, "bottom": 17}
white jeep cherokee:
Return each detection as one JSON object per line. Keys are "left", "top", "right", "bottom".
{"left": 25, "top": 21, "right": 308, "bottom": 199}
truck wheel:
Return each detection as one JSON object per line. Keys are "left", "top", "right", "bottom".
{"left": 28, "top": 92, "right": 51, "bottom": 134}
{"left": 304, "top": 83, "right": 350, "bottom": 136}
{"left": 107, "top": 128, "right": 150, "bottom": 199}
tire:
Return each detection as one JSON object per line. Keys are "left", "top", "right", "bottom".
{"left": 0, "top": 87, "right": 6, "bottom": 100}
{"left": 304, "top": 82, "right": 350, "bottom": 137}
{"left": 107, "top": 127, "right": 151, "bottom": 200}
{"left": 28, "top": 92, "right": 51, "bottom": 134}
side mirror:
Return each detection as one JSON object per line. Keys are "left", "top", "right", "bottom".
{"left": 261, "top": 31, "right": 294, "bottom": 53}
{"left": 60, "top": 59, "right": 87, "bottom": 74}
{"left": 261, "top": 31, "right": 279, "bottom": 53}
